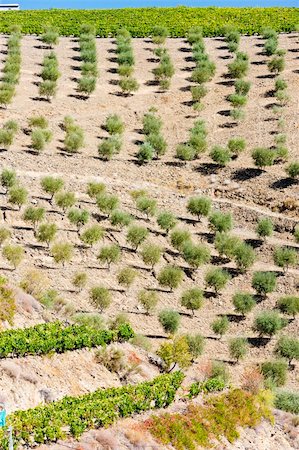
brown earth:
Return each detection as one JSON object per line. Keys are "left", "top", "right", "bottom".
{"left": 0, "top": 31, "right": 298, "bottom": 447}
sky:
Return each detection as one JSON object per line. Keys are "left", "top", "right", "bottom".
{"left": 9, "top": 1, "right": 299, "bottom": 9}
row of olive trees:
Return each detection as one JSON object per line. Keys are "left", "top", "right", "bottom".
{"left": 39, "top": 50, "right": 60, "bottom": 102}
{"left": 136, "top": 109, "right": 167, "bottom": 163}
{"left": 28, "top": 115, "right": 53, "bottom": 153}
{"left": 0, "top": 26, "right": 22, "bottom": 109}
{"left": 151, "top": 26, "right": 174, "bottom": 91}
{"left": 77, "top": 24, "right": 98, "bottom": 97}
{"left": 115, "top": 29, "right": 139, "bottom": 96}
{"left": 188, "top": 26, "right": 215, "bottom": 111}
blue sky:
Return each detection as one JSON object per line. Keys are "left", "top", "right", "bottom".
{"left": 13, "top": 1, "right": 299, "bottom": 9}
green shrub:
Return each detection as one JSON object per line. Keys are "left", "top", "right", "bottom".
{"left": 143, "top": 112, "right": 162, "bottom": 135}
{"left": 275, "top": 336, "right": 299, "bottom": 364}
{"left": 233, "top": 242, "right": 255, "bottom": 272}
{"left": 277, "top": 296, "right": 299, "bottom": 318}
{"left": 109, "top": 209, "right": 132, "bottom": 228}
{"left": 23, "top": 206, "right": 45, "bottom": 231}
{"left": 158, "top": 309, "right": 181, "bottom": 335}
{"left": 80, "top": 225, "right": 104, "bottom": 247}
{"left": 68, "top": 208, "right": 89, "bottom": 232}
{"left": 138, "top": 290, "right": 159, "bottom": 315}
{"left": 252, "top": 147, "right": 275, "bottom": 169}
{"left": 186, "top": 334, "right": 205, "bottom": 360}
{"left": 96, "top": 193, "right": 119, "bottom": 216}
{"left": 229, "top": 337, "right": 248, "bottom": 362}
{"left": 205, "top": 268, "right": 230, "bottom": 294}
{"left": 210, "top": 146, "right": 232, "bottom": 166}
{"left": 136, "top": 196, "right": 157, "bottom": 218}
{"left": 261, "top": 360, "right": 287, "bottom": 386}
{"left": 232, "top": 292, "right": 256, "bottom": 315}
{"left": 191, "top": 84, "right": 208, "bottom": 102}
{"left": 41, "top": 176, "right": 64, "bottom": 201}
{"left": 89, "top": 286, "right": 111, "bottom": 312}
{"left": 252, "top": 271, "right": 277, "bottom": 296}
{"left": 98, "top": 244, "right": 121, "bottom": 269}
{"left": 273, "top": 247, "right": 298, "bottom": 272}
{"left": 98, "top": 135, "right": 122, "bottom": 160}
{"left": 2, "top": 244, "right": 24, "bottom": 269}
{"left": 126, "top": 225, "right": 148, "bottom": 249}
{"left": 28, "top": 115, "right": 48, "bottom": 129}
{"left": 105, "top": 114, "right": 124, "bottom": 135}
{"left": 146, "top": 133, "right": 167, "bottom": 157}
{"left": 211, "top": 316, "right": 229, "bottom": 337}
{"left": 64, "top": 128, "right": 84, "bottom": 153}
{"left": 209, "top": 211, "right": 233, "bottom": 234}
{"left": 181, "top": 288, "right": 204, "bottom": 315}
{"left": 254, "top": 311, "right": 284, "bottom": 336}
{"left": 78, "top": 76, "right": 96, "bottom": 96}
{"left": 136, "top": 142, "right": 154, "bottom": 163}
{"left": 39, "top": 80, "right": 57, "bottom": 101}
{"left": 187, "top": 196, "right": 211, "bottom": 220}
{"left": 264, "top": 37, "right": 278, "bottom": 56}
{"left": 8, "top": 185, "right": 28, "bottom": 210}
{"left": 41, "top": 26, "right": 59, "bottom": 47}
{"left": 0, "top": 226, "right": 11, "bottom": 247}
{"left": 141, "top": 243, "right": 162, "bottom": 268}
{"left": 234, "top": 79, "right": 251, "bottom": 95}
{"left": 119, "top": 77, "right": 139, "bottom": 95}
{"left": 55, "top": 191, "right": 76, "bottom": 212}
{"left": 170, "top": 228, "right": 191, "bottom": 252}
{"left": 268, "top": 56, "right": 285, "bottom": 74}
{"left": 286, "top": 161, "right": 299, "bottom": 178}
{"left": 227, "top": 137, "right": 246, "bottom": 155}
{"left": 230, "top": 107, "right": 245, "bottom": 122}
{"left": 228, "top": 58, "right": 248, "bottom": 78}
{"left": 157, "top": 210, "right": 177, "bottom": 233}
{"left": 275, "top": 390, "right": 299, "bottom": 414}
{"left": 1, "top": 168, "right": 17, "bottom": 192}
{"left": 215, "top": 233, "right": 241, "bottom": 259}
{"left": 72, "top": 272, "right": 88, "bottom": 292}
{"left": 36, "top": 223, "right": 57, "bottom": 247}
{"left": 158, "top": 265, "right": 184, "bottom": 291}
{"left": 182, "top": 242, "right": 211, "bottom": 269}
{"left": 152, "top": 25, "right": 168, "bottom": 44}
{"left": 50, "top": 241, "right": 74, "bottom": 266}
{"left": 256, "top": 218, "right": 273, "bottom": 241}
{"left": 175, "top": 144, "right": 196, "bottom": 161}
{"left": 117, "top": 267, "right": 137, "bottom": 289}
{"left": 228, "top": 93, "right": 247, "bottom": 107}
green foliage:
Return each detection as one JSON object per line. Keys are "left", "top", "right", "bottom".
{"left": 0, "top": 284, "right": 16, "bottom": 327}
{"left": 233, "top": 242, "right": 255, "bottom": 272}
{"left": 268, "top": 56, "right": 285, "bottom": 74}
{"left": 136, "top": 142, "right": 154, "bottom": 163}
{"left": 274, "top": 246, "right": 298, "bottom": 272}
{"left": 254, "top": 311, "right": 284, "bottom": 336}
{"left": 0, "top": 227, "right": 11, "bottom": 247}
{"left": 234, "top": 79, "right": 251, "bottom": 95}
{"left": 119, "top": 77, "right": 139, "bottom": 95}
{"left": 117, "top": 267, "right": 137, "bottom": 289}
{"left": 228, "top": 54, "right": 249, "bottom": 78}
{"left": 89, "top": 286, "right": 111, "bottom": 312}
{"left": 41, "top": 176, "right": 64, "bottom": 201}
{"left": 105, "top": 114, "right": 124, "bottom": 135}
{"left": 39, "top": 80, "right": 57, "bottom": 101}
{"left": 181, "top": 288, "right": 203, "bottom": 315}
{"left": 209, "top": 211, "right": 233, "bottom": 234}
{"left": 72, "top": 272, "right": 88, "bottom": 292}
{"left": 86, "top": 181, "right": 106, "bottom": 199}
{"left": 72, "top": 312, "right": 103, "bottom": 329}
{"left": 51, "top": 241, "right": 74, "bottom": 266}
{"left": 138, "top": 290, "right": 159, "bottom": 314}
{"left": 210, "top": 145, "right": 232, "bottom": 166}
{"left": 152, "top": 25, "right": 168, "bottom": 44}
{"left": 229, "top": 337, "right": 248, "bottom": 362}
{"left": 286, "top": 161, "right": 299, "bottom": 178}
{"left": 215, "top": 232, "right": 241, "bottom": 259}
{"left": 277, "top": 296, "right": 299, "bottom": 318}
{"left": 110, "top": 210, "right": 132, "bottom": 228}
{"left": 158, "top": 265, "right": 184, "bottom": 291}
{"left": 275, "top": 390, "right": 299, "bottom": 414}
{"left": 142, "top": 112, "right": 162, "bottom": 135}
{"left": 146, "top": 133, "right": 167, "bottom": 157}
{"left": 205, "top": 268, "right": 230, "bottom": 294}
{"left": 170, "top": 228, "right": 191, "bottom": 252}
{"left": 211, "top": 361, "right": 230, "bottom": 384}
{"left": 131, "top": 334, "right": 152, "bottom": 351}
{"left": 252, "top": 147, "right": 275, "bottom": 169}
{"left": 256, "top": 217, "right": 273, "bottom": 240}
{"left": 211, "top": 316, "right": 229, "bottom": 337}
{"left": 78, "top": 76, "right": 96, "bottom": 96}
{"left": 1, "top": 168, "right": 17, "bottom": 192}
{"left": 23, "top": 206, "right": 45, "bottom": 230}
{"left": 187, "top": 196, "right": 211, "bottom": 220}
{"left": 55, "top": 191, "right": 76, "bottom": 212}
{"left": 64, "top": 124, "right": 84, "bottom": 153}
{"left": 275, "top": 336, "right": 299, "bottom": 363}
{"left": 188, "top": 377, "right": 226, "bottom": 398}
{"left": 261, "top": 360, "right": 288, "bottom": 387}
{"left": 176, "top": 144, "right": 196, "bottom": 161}
{"left": 157, "top": 210, "right": 177, "bottom": 233}
{"left": 182, "top": 242, "right": 211, "bottom": 269}
{"left": 98, "top": 135, "right": 122, "bottom": 160}
{"left": 126, "top": 225, "right": 148, "bottom": 249}
{"left": 67, "top": 208, "right": 89, "bottom": 231}
{"left": 227, "top": 137, "right": 246, "bottom": 155}
{"left": 31, "top": 128, "right": 52, "bottom": 152}
{"left": 136, "top": 195, "right": 157, "bottom": 218}
{"left": 41, "top": 26, "right": 59, "bottom": 47}
{"left": 157, "top": 336, "right": 192, "bottom": 371}
{"left": 186, "top": 334, "right": 205, "bottom": 360}
{"left": 252, "top": 271, "right": 277, "bottom": 296}
{"left": 159, "top": 309, "right": 181, "bottom": 334}
{"left": 191, "top": 84, "right": 207, "bottom": 102}
{"left": 140, "top": 243, "right": 162, "bottom": 268}
{"left": 2, "top": 244, "right": 24, "bottom": 269}
{"left": 232, "top": 292, "right": 256, "bottom": 315}
{"left": 80, "top": 224, "right": 105, "bottom": 247}
{"left": 228, "top": 93, "right": 247, "bottom": 108}
{"left": 96, "top": 193, "right": 119, "bottom": 216}
{"left": 98, "top": 244, "right": 121, "bottom": 269}
{"left": 8, "top": 185, "right": 28, "bottom": 209}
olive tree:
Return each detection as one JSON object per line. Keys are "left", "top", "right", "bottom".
{"left": 187, "top": 196, "right": 212, "bottom": 221}
{"left": 252, "top": 271, "right": 277, "bottom": 297}
{"left": 276, "top": 336, "right": 299, "bottom": 366}
{"left": 80, "top": 225, "right": 105, "bottom": 247}
{"left": 232, "top": 292, "right": 256, "bottom": 316}
{"left": 110, "top": 210, "right": 132, "bottom": 228}
{"left": 36, "top": 223, "right": 57, "bottom": 247}
{"left": 156, "top": 210, "right": 177, "bottom": 234}
{"left": 273, "top": 247, "right": 298, "bottom": 273}
{"left": 72, "top": 272, "right": 88, "bottom": 292}
{"left": 41, "top": 176, "right": 64, "bottom": 203}
{"left": 205, "top": 268, "right": 230, "bottom": 294}
{"left": 67, "top": 208, "right": 90, "bottom": 232}
{"left": 229, "top": 337, "right": 248, "bottom": 362}
{"left": 253, "top": 310, "right": 285, "bottom": 337}
{"left": 140, "top": 243, "right": 162, "bottom": 269}
{"left": 233, "top": 242, "right": 255, "bottom": 272}
{"left": 89, "top": 286, "right": 111, "bottom": 312}
{"left": 277, "top": 296, "right": 299, "bottom": 318}
{"left": 136, "top": 196, "right": 157, "bottom": 219}
{"left": 50, "top": 241, "right": 74, "bottom": 266}
{"left": 1, "top": 168, "right": 17, "bottom": 193}
{"left": 159, "top": 309, "right": 180, "bottom": 335}
{"left": 256, "top": 218, "right": 273, "bottom": 241}
{"left": 182, "top": 242, "right": 211, "bottom": 270}
{"left": 96, "top": 194, "right": 119, "bottom": 217}
{"left": 138, "top": 290, "right": 159, "bottom": 315}
{"left": 2, "top": 244, "right": 24, "bottom": 270}
{"left": 87, "top": 181, "right": 106, "bottom": 199}
{"left": 209, "top": 211, "right": 233, "bottom": 234}
{"left": 252, "top": 148, "right": 275, "bottom": 169}
{"left": 157, "top": 265, "right": 184, "bottom": 291}
{"left": 180, "top": 288, "right": 203, "bottom": 316}
{"left": 97, "top": 244, "right": 121, "bottom": 269}
{"left": 8, "top": 185, "right": 28, "bottom": 210}
{"left": 23, "top": 206, "right": 45, "bottom": 232}
{"left": 0, "top": 227, "right": 11, "bottom": 247}
{"left": 126, "top": 225, "right": 148, "bottom": 250}
{"left": 55, "top": 191, "right": 76, "bottom": 212}
{"left": 170, "top": 228, "right": 191, "bottom": 252}
{"left": 211, "top": 316, "right": 229, "bottom": 338}
{"left": 117, "top": 267, "right": 137, "bottom": 289}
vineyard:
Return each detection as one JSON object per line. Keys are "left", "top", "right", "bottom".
{"left": 0, "top": 17, "right": 298, "bottom": 450}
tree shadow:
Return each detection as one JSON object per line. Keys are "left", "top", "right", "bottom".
{"left": 251, "top": 60, "right": 266, "bottom": 65}
{"left": 216, "top": 80, "right": 234, "bottom": 87}
{"left": 195, "top": 162, "right": 222, "bottom": 175}
{"left": 244, "top": 238, "right": 263, "bottom": 249}
{"left": 247, "top": 336, "right": 271, "bottom": 347}
{"left": 271, "top": 178, "right": 298, "bottom": 190}
{"left": 218, "top": 109, "right": 231, "bottom": 117}
{"left": 232, "top": 167, "right": 263, "bottom": 181}
{"left": 225, "top": 313, "right": 246, "bottom": 323}
{"left": 179, "top": 47, "right": 191, "bottom": 53}
{"left": 218, "top": 122, "right": 238, "bottom": 129}
{"left": 256, "top": 74, "right": 275, "bottom": 79}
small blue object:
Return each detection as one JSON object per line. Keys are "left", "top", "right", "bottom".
{"left": 0, "top": 406, "right": 6, "bottom": 427}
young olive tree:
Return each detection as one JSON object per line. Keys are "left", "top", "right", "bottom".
{"left": 0, "top": 227, "right": 11, "bottom": 247}
{"left": 232, "top": 292, "right": 256, "bottom": 316}
{"left": 140, "top": 243, "right": 162, "bottom": 269}
{"left": 156, "top": 210, "right": 177, "bottom": 234}
{"left": 138, "top": 290, "right": 159, "bottom": 315}
{"left": 67, "top": 208, "right": 90, "bottom": 233}
{"left": 23, "top": 206, "right": 45, "bottom": 232}
{"left": 50, "top": 241, "right": 74, "bottom": 266}
{"left": 36, "top": 223, "right": 57, "bottom": 247}
{"left": 1, "top": 168, "right": 17, "bottom": 193}
{"left": 2, "top": 244, "right": 24, "bottom": 270}
{"left": 256, "top": 218, "right": 273, "bottom": 242}
{"left": 41, "top": 176, "right": 64, "bottom": 203}
{"left": 72, "top": 272, "right": 88, "bottom": 292}
{"left": 96, "top": 193, "right": 119, "bottom": 217}
{"left": 55, "top": 191, "right": 76, "bottom": 212}
{"left": 277, "top": 296, "right": 299, "bottom": 318}
{"left": 229, "top": 337, "right": 248, "bottom": 363}
{"left": 170, "top": 228, "right": 191, "bottom": 252}
{"left": 187, "top": 196, "right": 212, "bottom": 221}
{"left": 205, "top": 268, "right": 230, "bottom": 294}
{"left": 209, "top": 211, "right": 233, "bottom": 234}
{"left": 97, "top": 244, "right": 121, "bottom": 269}
{"left": 211, "top": 316, "right": 229, "bottom": 339}
{"left": 253, "top": 310, "right": 285, "bottom": 337}
{"left": 158, "top": 309, "right": 180, "bottom": 335}
{"left": 157, "top": 265, "right": 184, "bottom": 292}
{"left": 180, "top": 288, "right": 203, "bottom": 316}
{"left": 252, "top": 271, "right": 277, "bottom": 297}
{"left": 80, "top": 225, "right": 105, "bottom": 247}
{"left": 273, "top": 247, "right": 298, "bottom": 273}
{"left": 117, "top": 267, "right": 137, "bottom": 290}
{"left": 182, "top": 242, "right": 211, "bottom": 270}
{"left": 8, "top": 185, "right": 28, "bottom": 210}
{"left": 126, "top": 225, "right": 148, "bottom": 250}
{"left": 89, "top": 286, "right": 111, "bottom": 313}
